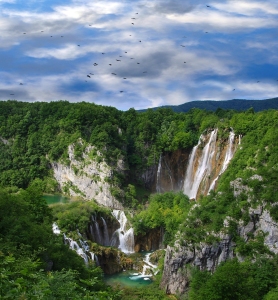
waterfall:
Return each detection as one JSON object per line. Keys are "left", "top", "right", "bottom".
{"left": 156, "top": 154, "right": 162, "bottom": 192}
{"left": 209, "top": 129, "right": 235, "bottom": 191}
{"left": 129, "top": 252, "right": 157, "bottom": 281}
{"left": 52, "top": 222, "right": 61, "bottom": 235}
{"left": 111, "top": 210, "right": 134, "bottom": 253}
{"left": 63, "top": 234, "right": 90, "bottom": 265}
{"left": 183, "top": 138, "right": 201, "bottom": 197}
{"left": 94, "top": 220, "right": 103, "bottom": 245}
{"left": 184, "top": 129, "right": 218, "bottom": 199}
{"left": 101, "top": 217, "right": 110, "bottom": 246}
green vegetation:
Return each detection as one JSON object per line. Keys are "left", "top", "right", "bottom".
{"left": 132, "top": 191, "right": 191, "bottom": 245}
{"left": 0, "top": 188, "right": 121, "bottom": 299}
{"left": 1, "top": 100, "right": 278, "bottom": 299}
{"left": 189, "top": 258, "right": 278, "bottom": 300}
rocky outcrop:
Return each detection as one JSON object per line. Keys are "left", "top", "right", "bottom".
{"left": 160, "top": 234, "right": 235, "bottom": 295}
{"left": 155, "top": 149, "right": 191, "bottom": 193}
{"left": 51, "top": 140, "right": 123, "bottom": 209}
{"left": 161, "top": 204, "right": 278, "bottom": 295}
{"left": 134, "top": 227, "right": 164, "bottom": 252}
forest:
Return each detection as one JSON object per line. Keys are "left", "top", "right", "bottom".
{"left": 1, "top": 100, "right": 278, "bottom": 299}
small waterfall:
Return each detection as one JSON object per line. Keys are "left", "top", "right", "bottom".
{"left": 111, "top": 210, "right": 134, "bottom": 253}
{"left": 63, "top": 234, "right": 90, "bottom": 265}
{"left": 101, "top": 217, "right": 110, "bottom": 246}
{"left": 129, "top": 252, "right": 157, "bottom": 281}
{"left": 184, "top": 129, "right": 218, "bottom": 199}
{"left": 156, "top": 154, "right": 162, "bottom": 192}
{"left": 94, "top": 220, "right": 103, "bottom": 245}
{"left": 52, "top": 222, "right": 61, "bottom": 235}
{"left": 90, "top": 252, "right": 99, "bottom": 266}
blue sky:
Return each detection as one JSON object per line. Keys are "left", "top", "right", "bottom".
{"left": 0, "top": 0, "right": 278, "bottom": 110}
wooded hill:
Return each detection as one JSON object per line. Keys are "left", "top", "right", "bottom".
{"left": 1, "top": 100, "right": 278, "bottom": 299}
{"left": 139, "top": 97, "right": 278, "bottom": 113}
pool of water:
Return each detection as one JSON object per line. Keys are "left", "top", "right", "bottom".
{"left": 42, "top": 194, "right": 70, "bottom": 205}
{"left": 104, "top": 271, "right": 153, "bottom": 288}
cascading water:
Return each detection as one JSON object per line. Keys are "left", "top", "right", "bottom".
{"left": 52, "top": 222, "right": 61, "bottom": 235}
{"left": 209, "top": 129, "right": 235, "bottom": 191}
{"left": 101, "top": 217, "right": 110, "bottom": 246}
{"left": 94, "top": 220, "right": 103, "bottom": 245}
{"left": 111, "top": 210, "right": 134, "bottom": 253}
{"left": 156, "top": 154, "right": 162, "bottom": 193}
{"left": 183, "top": 129, "right": 218, "bottom": 199}
{"left": 129, "top": 252, "right": 158, "bottom": 281}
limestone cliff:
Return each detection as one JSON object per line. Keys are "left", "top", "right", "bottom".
{"left": 160, "top": 178, "right": 278, "bottom": 296}
{"left": 51, "top": 139, "right": 123, "bottom": 209}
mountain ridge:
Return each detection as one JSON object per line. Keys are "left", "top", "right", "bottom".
{"left": 139, "top": 97, "right": 278, "bottom": 113}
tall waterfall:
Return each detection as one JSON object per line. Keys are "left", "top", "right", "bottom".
{"left": 209, "top": 130, "right": 235, "bottom": 191}
{"left": 183, "top": 129, "right": 237, "bottom": 199}
{"left": 156, "top": 154, "right": 162, "bottom": 193}
{"left": 111, "top": 210, "right": 134, "bottom": 253}
{"left": 184, "top": 129, "right": 218, "bottom": 199}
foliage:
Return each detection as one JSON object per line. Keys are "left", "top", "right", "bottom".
{"left": 51, "top": 200, "right": 112, "bottom": 234}
{"left": 132, "top": 191, "right": 191, "bottom": 245}
{"left": 189, "top": 258, "right": 278, "bottom": 300}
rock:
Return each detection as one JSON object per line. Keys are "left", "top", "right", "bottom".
{"left": 51, "top": 140, "right": 123, "bottom": 209}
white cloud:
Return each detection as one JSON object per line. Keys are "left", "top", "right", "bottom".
{"left": 167, "top": 10, "right": 278, "bottom": 32}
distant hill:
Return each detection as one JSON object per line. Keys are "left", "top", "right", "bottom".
{"left": 139, "top": 97, "right": 278, "bottom": 113}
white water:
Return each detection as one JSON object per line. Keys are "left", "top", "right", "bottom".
{"left": 52, "top": 222, "right": 61, "bottom": 235}
{"left": 209, "top": 130, "right": 235, "bottom": 191}
{"left": 94, "top": 220, "right": 103, "bottom": 245}
{"left": 184, "top": 129, "right": 218, "bottom": 199}
{"left": 129, "top": 252, "right": 157, "bottom": 281}
{"left": 111, "top": 210, "right": 134, "bottom": 253}
{"left": 156, "top": 154, "right": 162, "bottom": 192}
{"left": 101, "top": 217, "right": 110, "bottom": 246}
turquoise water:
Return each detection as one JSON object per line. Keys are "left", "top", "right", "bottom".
{"left": 104, "top": 271, "right": 153, "bottom": 288}
{"left": 42, "top": 194, "right": 70, "bottom": 205}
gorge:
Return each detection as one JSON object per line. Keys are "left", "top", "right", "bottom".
{"left": 1, "top": 101, "right": 278, "bottom": 299}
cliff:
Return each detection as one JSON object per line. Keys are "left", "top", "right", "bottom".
{"left": 160, "top": 176, "right": 278, "bottom": 295}
{"left": 51, "top": 139, "right": 123, "bottom": 209}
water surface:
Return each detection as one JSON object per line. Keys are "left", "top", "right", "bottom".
{"left": 43, "top": 194, "right": 70, "bottom": 205}
{"left": 104, "top": 271, "right": 153, "bottom": 288}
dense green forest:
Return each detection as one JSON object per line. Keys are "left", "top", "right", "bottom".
{"left": 1, "top": 100, "right": 278, "bottom": 299}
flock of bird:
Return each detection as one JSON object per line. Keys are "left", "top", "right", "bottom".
{"left": 6, "top": 4, "right": 276, "bottom": 98}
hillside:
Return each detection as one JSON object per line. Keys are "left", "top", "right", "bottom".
{"left": 1, "top": 100, "right": 278, "bottom": 299}
{"left": 139, "top": 97, "right": 278, "bottom": 113}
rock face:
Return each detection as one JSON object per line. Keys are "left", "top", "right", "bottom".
{"left": 51, "top": 140, "right": 123, "bottom": 209}
{"left": 155, "top": 149, "right": 190, "bottom": 193}
{"left": 160, "top": 234, "right": 235, "bottom": 295}
{"left": 134, "top": 227, "right": 164, "bottom": 252}
{"left": 160, "top": 204, "right": 278, "bottom": 295}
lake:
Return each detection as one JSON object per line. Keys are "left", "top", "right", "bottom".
{"left": 43, "top": 194, "right": 70, "bottom": 205}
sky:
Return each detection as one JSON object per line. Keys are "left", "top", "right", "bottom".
{"left": 0, "top": 0, "right": 278, "bottom": 111}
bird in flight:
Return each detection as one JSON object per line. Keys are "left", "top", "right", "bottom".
{"left": 87, "top": 75, "right": 91, "bottom": 78}
{"left": 180, "top": 45, "right": 185, "bottom": 47}
{"left": 19, "top": 83, "right": 23, "bottom": 85}
{"left": 206, "top": 5, "right": 210, "bottom": 7}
